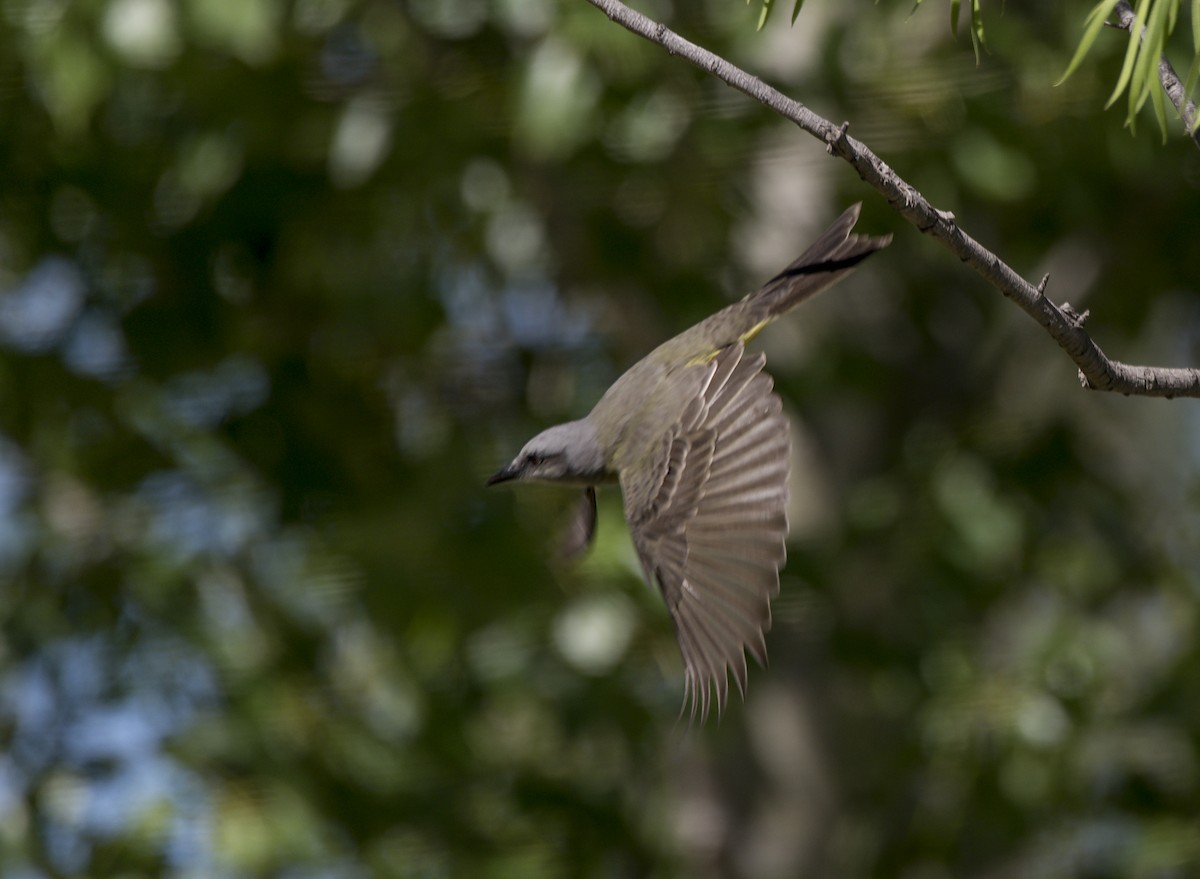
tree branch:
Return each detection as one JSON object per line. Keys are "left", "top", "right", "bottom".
{"left": 1112, "top": 0, "right": 1200, "bottom": 150}
{"left": 582, "top": 0, "right": 1200, "bottom": 399}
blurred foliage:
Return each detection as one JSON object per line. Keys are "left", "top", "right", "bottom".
{"left": 1, "top": 1, "right": 1199, "bottom": 878}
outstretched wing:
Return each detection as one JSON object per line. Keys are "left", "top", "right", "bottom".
{"left": 623, "top": 342, "right": 789, "bottom": 722}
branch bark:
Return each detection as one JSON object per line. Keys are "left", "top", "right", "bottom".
{"left": 1112, "top": 0, "right": 1200, "bottom": 150}
{"left": 582, "top": 0, "right": 1200, "bottom": 399}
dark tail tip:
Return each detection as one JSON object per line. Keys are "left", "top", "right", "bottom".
{"left": 790, "top": 202, "right": 891, "bottom": 269}
{"left": 754, "top": 204, "right": 891, "bottom": 315}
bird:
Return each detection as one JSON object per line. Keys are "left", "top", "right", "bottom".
{"left": 488, "top": 204, "right": 891, "bottom": 721}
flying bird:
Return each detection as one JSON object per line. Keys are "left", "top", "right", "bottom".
{"left": 489, "top": 204, "right": 891, "bottom": 720}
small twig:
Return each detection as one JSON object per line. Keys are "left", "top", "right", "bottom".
{"left": 1061, "top": 303, "right": 1090, "bottom": 328}
{"left": 1112, "top": 0, "right": 1200, "bottom": 151}
{"left": 582, "top": 0, "right": 1200, "bottom": 399}
{"left": 826, "top": 120, "right": 850, "bottom": 155}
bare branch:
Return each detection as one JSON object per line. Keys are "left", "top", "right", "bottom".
{"left": 582, "top": 0, "right": 1200, "bottom": 399}
{"left": 1112, "top": 0, "right": 1200, "bottom": 150}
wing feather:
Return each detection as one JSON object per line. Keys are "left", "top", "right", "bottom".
{"left": 682, "top": 565, "right": 765, "bottom": 620}
{"left": 623, "top": 342, "right": 790, "bottom": 722}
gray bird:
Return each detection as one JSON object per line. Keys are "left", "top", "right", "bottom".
{"left": 488, "top": 204, "right": 891, "bottom": 720}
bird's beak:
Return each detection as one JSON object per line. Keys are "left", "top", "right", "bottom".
{"left": 486, "top": 464, "right": 520, "bottom": 487}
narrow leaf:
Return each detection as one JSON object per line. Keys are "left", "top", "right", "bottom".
{"left": 1057, "top": 0, "right": 1123, "bottom": 86}
{"left": 1128, "top": 1, "right": 1162, "bottom": 110}
{"left": 757, "top": 0, "right": 772, "bottom": 31}
{"left": 970, "top": 0, "right": 987, "bottom": 64}
{"left": 1149, "top": 67, "right": 1169, "bottom": 142}
{"left": 790, "top": 0, "right": 806, "bottom": 25}
{"left": 1181, "top": 48, "right": 1200, "bottom": 132}
{"left": 1129, "top": 0, "right": 1170, "bottom": 124}
{"left": 951, "top": 0, "right": 961, "bottom": 36}
{"left": 1184, "top": 45, "right": 1200, "bottom": 97}
{"left": 1106, "top": 0, "right": 1151, "bottom": 108}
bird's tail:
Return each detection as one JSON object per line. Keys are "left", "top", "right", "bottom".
{"left": 751, "top": 202, "right": 891, "bottom": 321}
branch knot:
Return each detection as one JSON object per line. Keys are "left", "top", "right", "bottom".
{"left": 825, "top": 121, "right": 850, "bottom": 155}
{"left": 1060, "top": 303, "right": 1090, "bottom": 328}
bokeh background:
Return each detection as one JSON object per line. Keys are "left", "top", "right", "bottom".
{"left": 3, "top": 0, "right": 1200, "bottom": 876}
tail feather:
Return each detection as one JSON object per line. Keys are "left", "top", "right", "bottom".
{"left": 753, "top": 202, "right": 891, "bottom": 320}
{"left": 648, "top": 204, "right": 891, "bottom": 366}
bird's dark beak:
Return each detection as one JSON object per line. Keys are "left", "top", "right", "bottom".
{"left": 486, "top": 464, "right": 520, "bottom": 487}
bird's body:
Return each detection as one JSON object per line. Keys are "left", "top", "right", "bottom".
{"left": 489, "top": 204, "right": 890, "bottom": 720}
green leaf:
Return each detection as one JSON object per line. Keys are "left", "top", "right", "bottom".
{"left": 748, "top": 0, "right": 806, "bottom": 31}
{"left": 1149, "top": 64, "right": 1169, "bottom": 142}
{"left": 1182, "top": 50, "right": 1200, "bottom": 132}
{"left": 1106, "top": 0, "right": 1150, "bottom": 109}
{"left": 1128, "top": 0, "right": 1177, "bottom": 142}
{"left": 1184, "top": 45, "right": 1200, "bottom": 97}
{"left": 969, "top": 0, "right": 987, "bottom": 64}
{"left": 1056, "top": 0, "right": 1122, "bottom": 86}
{"left": 1193, "top": 0, "right": 1200, "bottom": 52}
{"left": 947, "top": 0, "right": 986, "bottom": 61}
{"left": 1128, "top": 0, "right": 1168, "bottom": 115}
{"left": 757, "top": 0, "right": 772, "bottom": 30}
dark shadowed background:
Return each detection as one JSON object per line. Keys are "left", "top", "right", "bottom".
{"left": 2, "top": 1, "right": 1200, "bottom": 876}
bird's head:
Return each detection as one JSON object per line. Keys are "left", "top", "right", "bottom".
{"left": 487, "top": 418, "right": 606, "bottom": 487}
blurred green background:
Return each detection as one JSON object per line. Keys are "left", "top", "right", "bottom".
{"left": 2, "top": 0, "right": 1200, "bottom": 876}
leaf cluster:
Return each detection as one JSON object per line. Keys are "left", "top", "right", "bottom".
{"left": 1059, "top": 0, "right": 1200, "bottom": 138}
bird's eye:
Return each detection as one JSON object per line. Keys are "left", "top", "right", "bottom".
{"left": 525, "top": 453, "right": 544, "bottom": 467}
